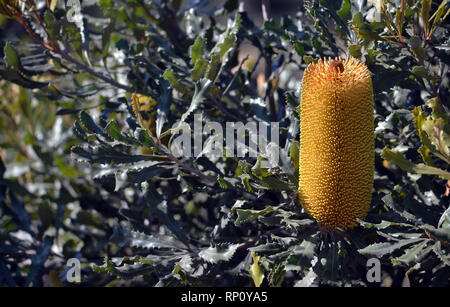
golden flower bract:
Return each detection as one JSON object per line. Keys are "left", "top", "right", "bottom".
{"left": 298, "top": 57, "right": 374, "bottom": 229}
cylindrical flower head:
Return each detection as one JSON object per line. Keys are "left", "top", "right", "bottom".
{"left": 298, "top": 57, "right": 374, "bottom": 229}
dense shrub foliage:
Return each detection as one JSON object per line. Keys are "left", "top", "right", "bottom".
{"left": 0, "top": 0, "right": 449, "bottom": 286}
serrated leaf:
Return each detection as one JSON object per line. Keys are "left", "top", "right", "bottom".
{"left": 191, "top": 58, "right": 208, "bottom": 82}
{"left": 358, "top": 219, "right": 411, "bottom": 230}
{"left": 71, "top": 145, "right": 158, "bottom": 164}
{"left": 206, "top": 53, "right": 220, "bottom": 81}
{"left": 349, "top": 44, "right": 362, "bottom": 58}
{"left": 418, "top": 145, "right": 436, "bottom": 166}
{"left": 320, "top": 0, "right": 350, "bottom": 35}
{"left": 392, "top": 240, "right": 431, "bottom": 266}
{"left": 358, "top": 238, "right": 424, "bottom": 257}
{"left": 413, "top": 102, "right": 450, "bottom": 164}
{"left": 105, "top": 120, "right": 140, "bottom": 145}
{"left": 156, "top": 79, "right": 171, "bottom": 138}
{"left": 106, "top": 120, "right": 124, "bottom": 141}
{"left": 412, "top": 66, "right": 432, "bottom": 79}
{"left": 217, "top": 13, "right": 241, "bottom": 58}
{"left": 432, "top": 242, "right": 450, "bottom": 266}
{"left": 217, "top": 175, "right": 230, "bottom": 189}
{"left": 438, "top": 206, "right": 450, "bottom": 229}
{"left": 0, "top": 70, "right": 48, "bottom": 89}
{"left": 294, "top": 268, "right": 318, "bottom": 287}
{"left": 190, "top": 36, "right": 205, "bottom": 66}
{"left": 370, "top": 66, "right": 410, "bottom": 94}
{"left": 26, "top": 236, "right": 53, "bottom": 286}
{"left": 92, "top": 257, "right": 117, "bottom": 275}
{"left": 179, "top": 78, "right": 212, "bottom": 124}
{"left": 128, "top": 230, "right": 187, "bottom": 250}
{"left": 8, "top": 190, "right": 31, "bottom": 233}
{"left": 337, "top": 0, "right": 351, "bottom": 23}
{"left": 421, "top": 225, "right": 450, "bottom": 242}
{"left": 235, "top": 206, "right": 274, "bottom": 225}
{"left": 56, "top": 107, "right": 81, "bottom": 115}
{"left": 54, "top": 155, "right": 82, "bottom": 178}
{"left": 255, "top": 175, "right": 293, "bottom": 191}
{"left": 145, "top": 185, "right": 191, "bottom": 248}
{"left": 163, "top": 69, "right": 191, "bottom": 96}
{"left": 79, "top": 111, "right": 105, "bottom": 136}
{"left": 4, "top": 41, "right": 20, "bottom": 69}
{"left": 381, "top": 147, "right": 450, "bottom": 180}
{"left": 177, "top": 255, "right": 194, "bottom": 273}
{"left": 381, "top": 194, "right": 420, "bottom": 223}
{"left": 44, "top": 10, "right": 61, "bottom": 41}
{"left": 199, "top": 243, "right": 239, "bottom": 263}
{"left": 303, "top": 55, "right": 314, "bottom": 64}
{"left": 286, "top": 238, "right": 317, "bottom": 271}
{"left": 268, "top": 263, "right": 285, "bottom": 287}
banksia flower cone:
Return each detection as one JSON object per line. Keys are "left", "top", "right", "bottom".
{"left": 298, "top": 57, "right": 374, "bottom": 229}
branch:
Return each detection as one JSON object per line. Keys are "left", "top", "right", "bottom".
{"left": 261, "top": 0, "right": 277, "bottom": 122}
{"left": 59, "top": 50, "right": 141, "bottom": 94}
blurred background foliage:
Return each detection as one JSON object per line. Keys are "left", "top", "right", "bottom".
{"left": 0, "top": 0, "right": 449, "bottom": 286}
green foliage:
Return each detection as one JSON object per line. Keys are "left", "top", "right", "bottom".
{"left": 0, "top": 0, "right": 449, "bottom": 287}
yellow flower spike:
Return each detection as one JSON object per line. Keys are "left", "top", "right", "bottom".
{"left": 298, "top": 57, "right": 374, "bottom": 229}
